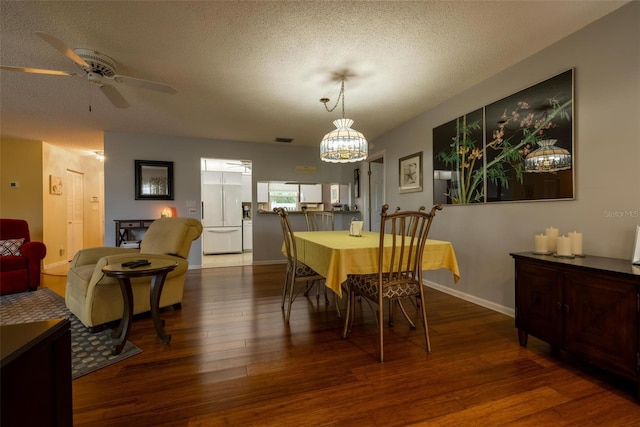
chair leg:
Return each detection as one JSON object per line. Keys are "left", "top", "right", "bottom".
{"left": 342, "top": 288, "right": 353, "bottom": 338}
{"left": 304, "top": 280, "right": 314, "bottom": 297}
{"left": 397, "top": 300, "right": 416, "bottom": 329}
{"left": 285, "top": 275, "right": 296, "bottom": 323}
{"left": 419, "top": 290, "right": 431, "bottom": 353}
{"left": 378, "top": 297, "right": 385, "bottom": 363}
{"left": 282, "top": 269, "right": 291, "bottom": 309}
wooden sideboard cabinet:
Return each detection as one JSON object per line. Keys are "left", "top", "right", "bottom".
{"left": 511, "top": 252, "right": 640, "bottom": 395}
{"left": 114, "top": 219, "right": 155, "bottom": 246}
{"left": 1, "top": 318, "right": 72, "bottom": 427}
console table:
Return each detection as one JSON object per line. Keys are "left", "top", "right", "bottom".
{"left": 114, "top": 219, "right": 155, "bottom": 246}
{"left": 1, "top": 318, "right": 72, "bottom": 427}
{"left": 511, "top": 252, "right": 640, "bottom": 396}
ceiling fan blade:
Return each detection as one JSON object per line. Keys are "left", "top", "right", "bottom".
{"left": 98, "top": 84, "right": 130, "bottom": 109}
{"left": 112, "top": 74, "right": 177, "bottom": 94}
{"left": 0, "top": 65, "right": 73, "bottom": 76}
{"left": 35, "top": 31, "right": 90, "bottom": 68}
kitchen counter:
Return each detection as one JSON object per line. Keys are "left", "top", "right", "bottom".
{"left": 258, "top": 210, "right": 361, "bottom": 215}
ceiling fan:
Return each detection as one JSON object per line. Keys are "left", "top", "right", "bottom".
{"left": 0, "top": 32, "right": 176, "bottom": 108}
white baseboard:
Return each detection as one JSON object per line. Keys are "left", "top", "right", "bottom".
{"left": 424, "top": 279, "right": 515, "bottom": 318}
{"left": 43, "top": 260, "right": 70, "bottom": 270}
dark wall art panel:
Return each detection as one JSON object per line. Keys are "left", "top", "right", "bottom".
{"left": 433, "top": 108, "right": 484, "bottom": 204}
{"left": 484, "top": 69, "right": 574, "bottom": 202}
{"left": 432, "top": 69, "right": 574, "bottom": 205}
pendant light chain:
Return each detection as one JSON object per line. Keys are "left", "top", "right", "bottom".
{"left": 319, "top": 78, "right": 368, "bottom": 163}
{"left": 322, "top": 80, "right": 345, "bottom": 118}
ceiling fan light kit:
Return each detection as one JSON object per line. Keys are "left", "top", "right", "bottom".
{"left": 319, "top": 79, "right": 368, "bottom": 163}
{"left": 0, "top": 32, "right": 176, "bottom": 109}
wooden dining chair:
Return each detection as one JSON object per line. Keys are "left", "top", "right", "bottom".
{"left": 301, "top": 207, "right": 336, "bottom": 306}
{"left": 274, "top": 208, "right": 324, "bottom": 323}
{"left": 341, "top": 203, "right": 443, "bottom": 362}
{"left": 302, "top": 207, "right": 335, "bottom": 231}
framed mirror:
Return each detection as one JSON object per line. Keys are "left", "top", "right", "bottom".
{"left": 135, "top": 160, "right": 174, "bottom": 200}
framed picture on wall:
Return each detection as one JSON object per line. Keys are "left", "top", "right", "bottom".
{"left": 135, "top": 160, "right": 174, "bottom": 200}
{"left": 398, "top": 152, "right": 422, "bottom": 193}
{"left": 49, "top": 175, "right": 63, "bottom": 195}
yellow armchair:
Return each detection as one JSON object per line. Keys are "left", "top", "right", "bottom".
{"left": 65, "top": 217, "right": 203, "bottom": 329}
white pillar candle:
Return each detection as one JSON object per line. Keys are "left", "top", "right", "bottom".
{"left": 534, "top": 234, "right": 549, "bottom": 253}
{"left": 568, "top": 231, "right": 583, "bottom": 255}
{"left": 556, "top": 235, "right": 572, "bottom": 256}
{"left": 545, "top": 227, "right": 559, "bottom": 253}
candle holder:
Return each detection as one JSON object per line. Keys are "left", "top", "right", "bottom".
{"left": 553, "top": 253, "right": 575, "bottom": 259}
{"left": 533, "top": 250, "right": 552, "bottom": 255}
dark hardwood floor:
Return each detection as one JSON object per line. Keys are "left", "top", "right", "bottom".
{"left": 55, "top": 264, "right": 640, "bottom": 426}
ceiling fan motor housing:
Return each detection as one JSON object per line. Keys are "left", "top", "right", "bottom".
{"left": 73, "top": 48, "right": 116, "bottom": 77}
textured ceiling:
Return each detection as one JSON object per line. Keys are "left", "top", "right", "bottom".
{"left": 0, "top": 1, "right": 628, "bottom": 156}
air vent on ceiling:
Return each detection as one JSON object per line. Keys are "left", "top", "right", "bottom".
{"left": 275, "top": 137, "right": 293, "bottom": 143}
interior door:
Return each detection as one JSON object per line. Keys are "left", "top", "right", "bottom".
{"left": 66, "top": 169, "right": 84, "bottom": 261}
{"left": 368, "top": 157, "right": 385, "bottom": 232}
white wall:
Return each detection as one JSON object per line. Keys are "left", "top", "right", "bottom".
{"left": 103, "top": 133, "right": 354, "bottom": 267}
{"left": 372, "top": 3, "right": 640, "bottom": 313}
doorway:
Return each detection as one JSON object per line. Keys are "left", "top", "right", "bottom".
{"left": 366, "top": 152, "right": 385, "bottom": 232}
{"left": 200, "top": 158, "right": 253, "bottom": 268}
{"left": 66, "top": 169, "right": 84, "bottom": 261}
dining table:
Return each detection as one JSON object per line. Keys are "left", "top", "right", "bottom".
{"left": 288, "top": 230, "right": 460, "bottom": 297}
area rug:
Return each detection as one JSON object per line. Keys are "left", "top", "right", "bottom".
{"left": 0, "top": 288, "right": 142, "bottom": 379}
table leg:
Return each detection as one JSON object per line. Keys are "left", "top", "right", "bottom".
{"left": 111, "top": 277, "right": 134, "bottom": 355}
{"left": 518, "top": 328, "right": 528, "bottom": 347}
{"left": 149, "top": 272, "right": 171, "bottom": 344}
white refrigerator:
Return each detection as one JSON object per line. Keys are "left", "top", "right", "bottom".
{"left": 202, "top": 171, "right": 243, "bottom": 254}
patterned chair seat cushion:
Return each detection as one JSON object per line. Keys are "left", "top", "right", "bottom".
{"left": 346, "top": 273, "right": 421, "bottom": 299}
{"left": 289, "top": 260, "right": 319, "bottom": 278}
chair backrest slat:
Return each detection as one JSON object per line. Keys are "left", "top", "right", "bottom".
{"left": 275, "top": 208, "right": 296, "bottom": 266}
{"left": 302, "top": 207, "right": 335, "bottom": 231}
{"left": 377, "top": 204, "right": 442, "bottom": 286}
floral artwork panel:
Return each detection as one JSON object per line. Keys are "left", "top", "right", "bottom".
{"left": 484, "top": 69, "right": 574, "bottom": 202}
{"left": 433, "top": 108, "right": 484, "bottom": 204}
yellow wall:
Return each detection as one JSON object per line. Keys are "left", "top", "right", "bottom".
{"left": 0, "top": 139, "right": 44, "bottom": 239}
{"left": 1, "top": 138, "right": 104, "bottom": 269}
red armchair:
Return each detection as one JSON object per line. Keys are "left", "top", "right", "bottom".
{"left": 0, "top": 219, "right": 47, "bottom": 295}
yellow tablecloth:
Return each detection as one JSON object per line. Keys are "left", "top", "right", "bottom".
{"left": 285, "top": 230, "right": 460, "bottom": 296}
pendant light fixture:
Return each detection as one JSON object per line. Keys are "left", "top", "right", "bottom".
{"left": 319, "top": 80, "right": 368, "bottom": 163}
{"left": 524, "top": 139, "right": 572, "bottom": 173}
